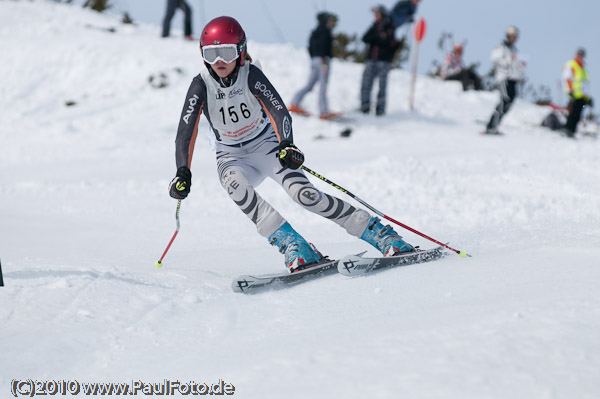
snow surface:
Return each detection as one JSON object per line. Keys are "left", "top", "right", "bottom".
{"left": 1, "top": 2, "right": 600, "bottom": 398}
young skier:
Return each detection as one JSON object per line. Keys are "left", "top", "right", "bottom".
{"left": 168, "top": 16, "right": 415, "bottom": 272}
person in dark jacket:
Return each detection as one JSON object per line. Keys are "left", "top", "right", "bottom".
{"left": 360, "top": 5, "right": 399, "bottom": 115}
{"left": 289, "top": 12, "right": 341, "bottom": 120}
{"left": 390, "top": 0, "right": 420, "bottom": 28}
{"left": 162, "top": 0, "right": 193, "bottom": 40}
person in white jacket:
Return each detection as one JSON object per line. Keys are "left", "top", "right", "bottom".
{"left": 484, "top": 26, "right": 525, "bottom": 135}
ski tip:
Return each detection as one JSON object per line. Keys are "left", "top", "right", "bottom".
{"left": 231, "top": 275, "right": 268, "bottom": 294}
{"left": 337, "top": 254, "right": 371, "bottom": 276}
{"left": 232, "top": 276, "right": 251, "bottom": 293}
{"left": 231, "top": 278, "right": 248, "bottom": 293}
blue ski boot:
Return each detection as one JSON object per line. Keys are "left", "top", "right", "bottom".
{"left": 361, "top": 217, "right": 415, "bottom": 256}
{"left": 268, "top": 222, "right": 323, "bottom": 273}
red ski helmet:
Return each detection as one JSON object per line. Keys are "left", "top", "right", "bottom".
{"left": 200, "top": 16, "right": 247, "bottom": 66}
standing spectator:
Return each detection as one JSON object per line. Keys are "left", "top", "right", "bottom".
{"left": 440, "top": 43, "right": 482, "bottom": 91}
{"left": 562, "top": 48, "right": 593, "bottom": 137}
{"left": 484, "top": 26, "right": 526, "bottom": 135}
{"left": 288, "top": 12, "right": 341, "bottom": 120}
{"left": 162, "top": 0, "right": 193, "bottom": 40}
{"left": 390, "top": 0, "right": 421, "bottom": 28}
{"left": 360, "top": 5, "right": 399, "bottom": 116}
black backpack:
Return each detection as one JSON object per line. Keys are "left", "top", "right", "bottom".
{"left": 541, "top": 112, "right": 562, "bottom": 131}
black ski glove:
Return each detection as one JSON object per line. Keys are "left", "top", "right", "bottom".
{"left": 169, "top": 166, "right": 192, "bottom": 199}
{"left": 277, "top": 140, "right": 304, "bottom": 169}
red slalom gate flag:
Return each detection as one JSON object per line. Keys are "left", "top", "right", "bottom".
{"left": 409, "top": 18, "right": 427, "bottom": 110}
{"left": 414, "top": 18, "right": 427, "bottom": 42}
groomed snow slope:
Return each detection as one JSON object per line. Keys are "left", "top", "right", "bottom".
{"left": 1, "top": 2, "right": 599, "bottom": 398}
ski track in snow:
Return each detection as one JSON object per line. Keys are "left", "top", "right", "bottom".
{"left": 1, "top": 2, "right": 600, "bottom": 398}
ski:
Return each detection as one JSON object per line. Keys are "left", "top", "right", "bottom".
{"left": 231, "top": 248, "right": 445, "bottom": 293}
{"left": 337, "top": 247, "right": 445, "bottom": 276}
{"left": 232, "top": 258, "right": 342, "bottom": 294}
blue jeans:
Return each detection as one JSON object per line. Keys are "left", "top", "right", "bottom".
{"left": 360, "top": 60, "right": 391, "bottom": 115}
{"left": 291, "top": 57, "right": 330, "bottom": 115}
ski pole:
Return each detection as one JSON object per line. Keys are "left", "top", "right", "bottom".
{"left": 155, "top": 199, "right": 182, "bottom": 268}
{"left": 302, "top": 165, "right": 471, "bottom": 258}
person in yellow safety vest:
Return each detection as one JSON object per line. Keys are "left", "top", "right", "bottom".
{"left": 562, "top": 48, "right": 593, "bottom": 137}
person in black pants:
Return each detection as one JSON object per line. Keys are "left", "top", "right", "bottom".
{"left": 162, "top": 0, "right": 193, "bottom": 40}
{"left": 484, "top": 26, "right": 525, "bottom": 135}
{"left": 563, "top": 48, "right": 593, "bottom": 137}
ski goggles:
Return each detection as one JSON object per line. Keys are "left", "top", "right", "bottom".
{"left": 202, "top": 44, "right": 240, "bottom": 64}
